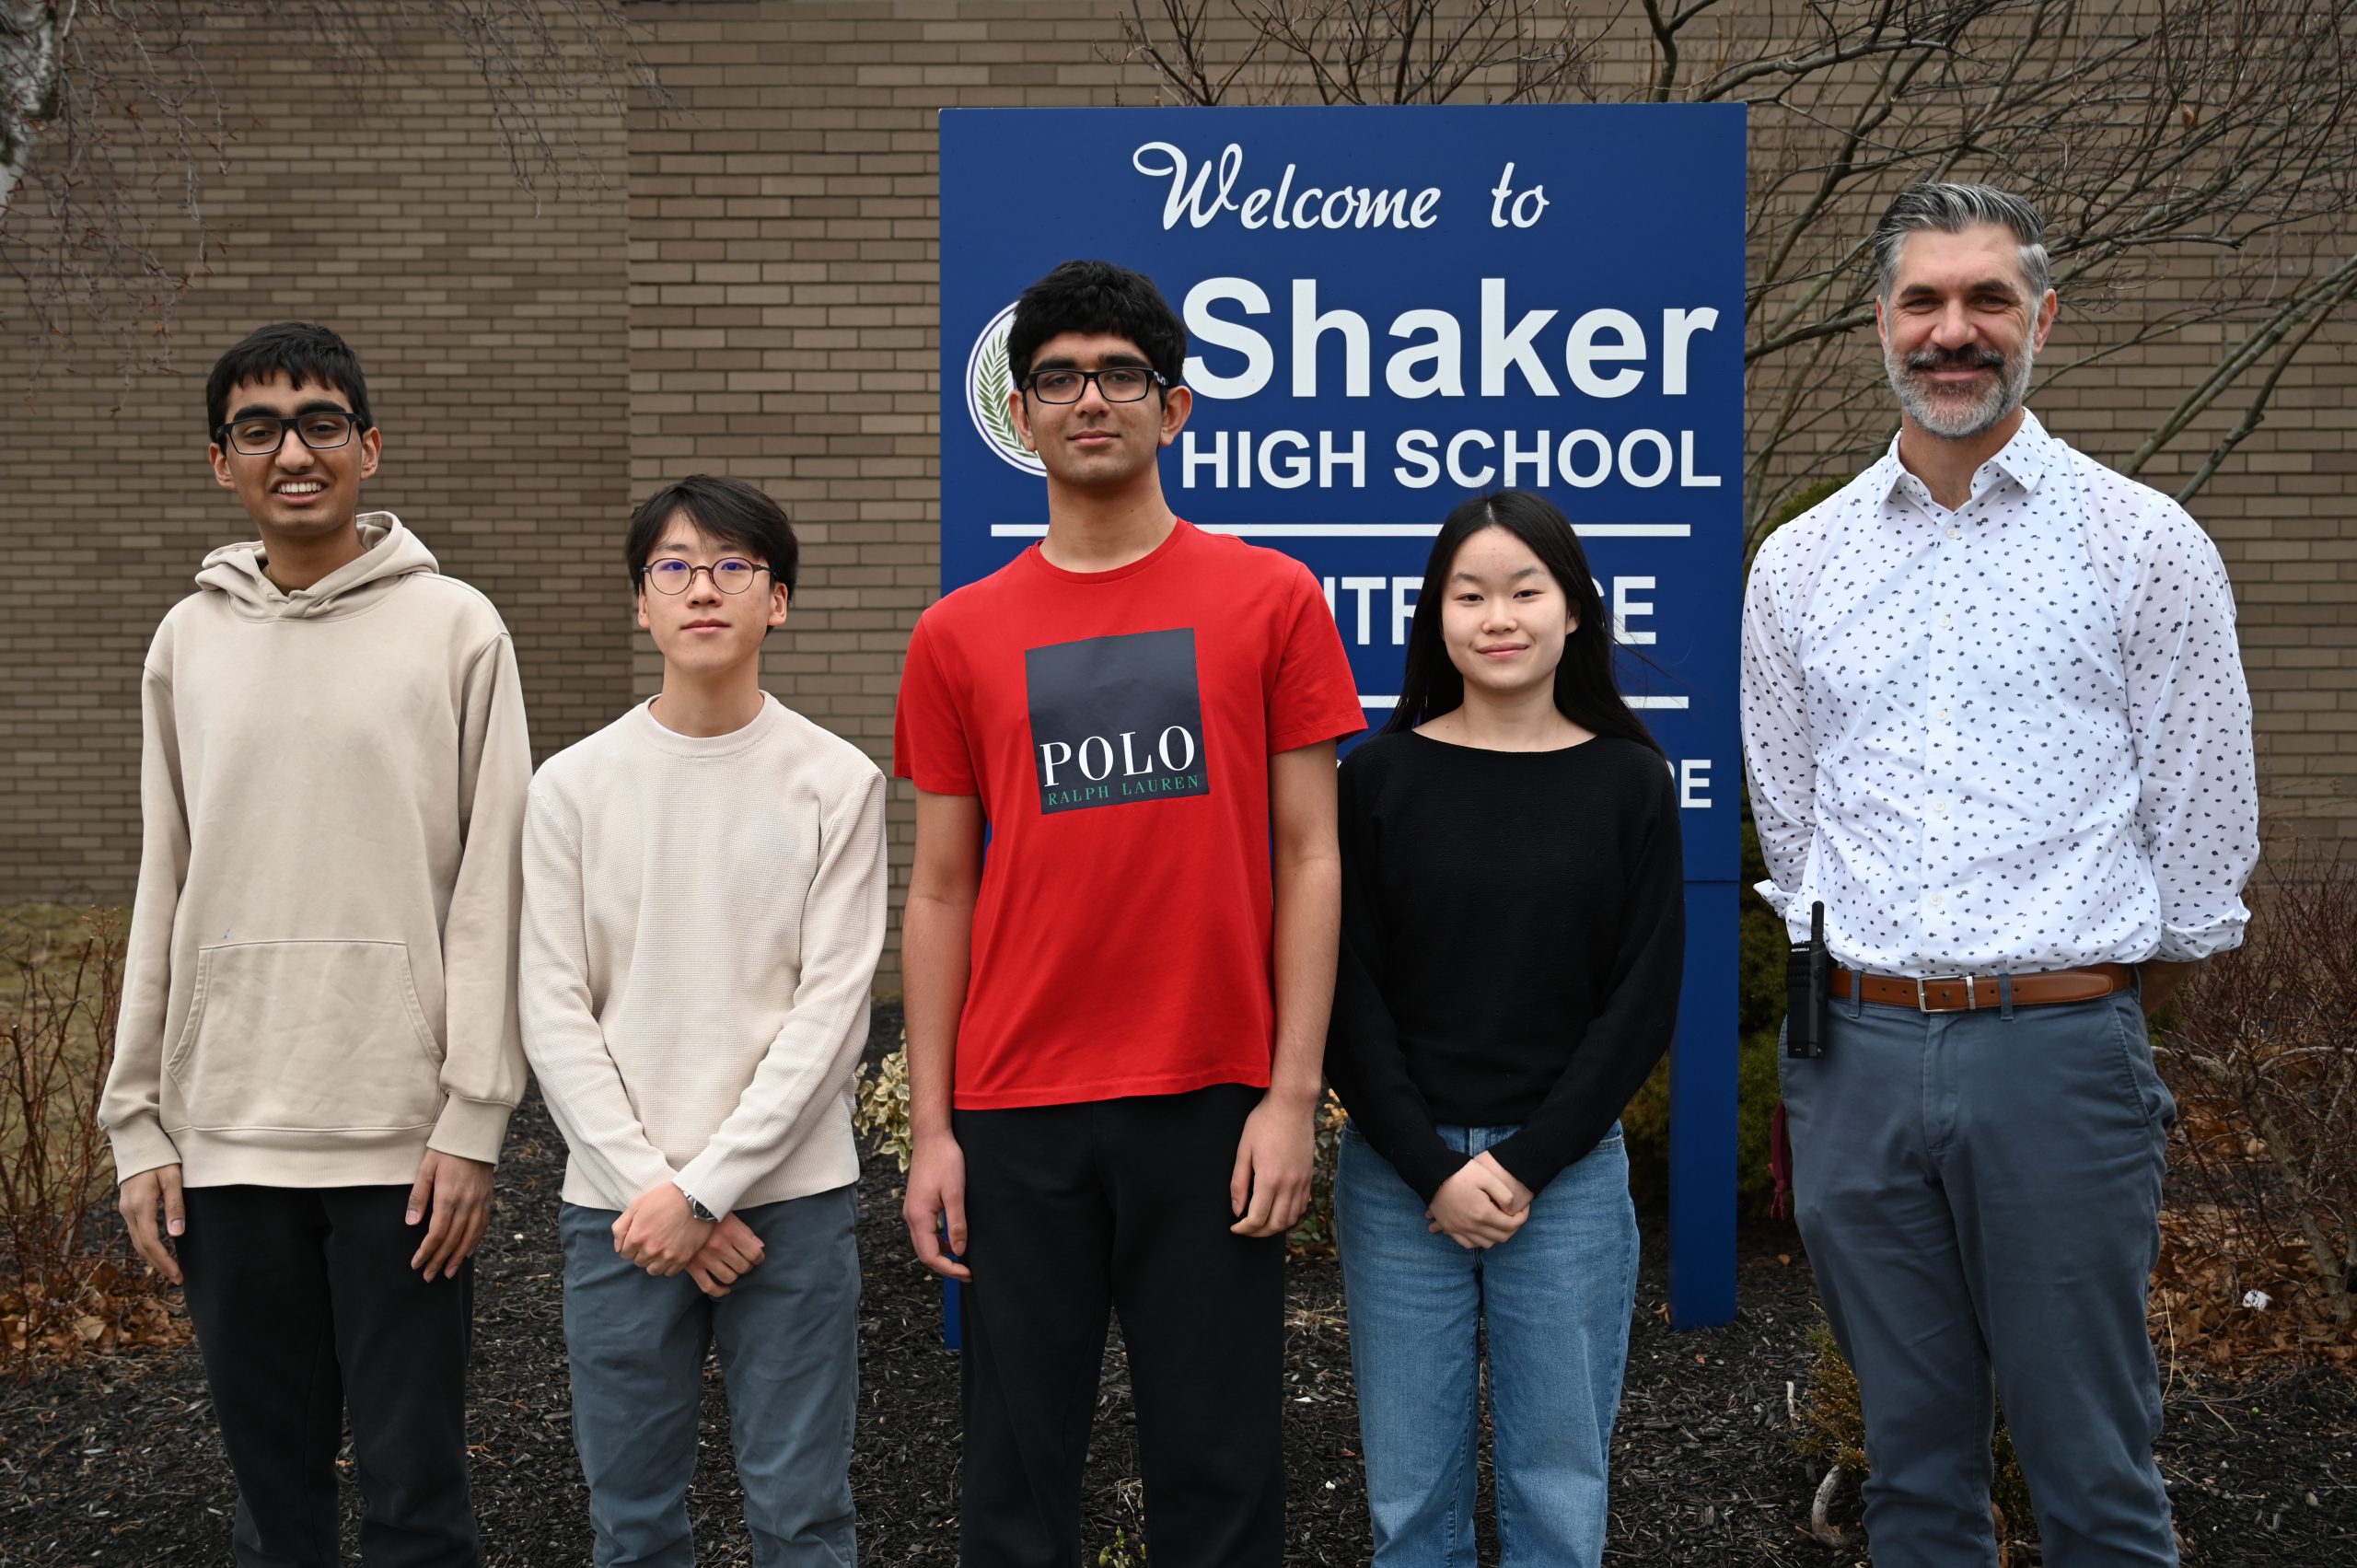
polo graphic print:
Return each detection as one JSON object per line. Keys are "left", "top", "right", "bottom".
{"left": 1026, "top": 629, "right": 1210, "bottom": 814}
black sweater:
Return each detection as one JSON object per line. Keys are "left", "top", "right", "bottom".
{"left": 1323, "top": 729, "right": 1685, "bottom": 1202}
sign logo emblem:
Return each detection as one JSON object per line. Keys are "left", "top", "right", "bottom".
{"left": 967, "top": 302, "right": 1044, "bottom": 476}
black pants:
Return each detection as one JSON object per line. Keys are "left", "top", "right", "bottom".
{"left": 180, "top": 1184, "right": 481, "bottom": 1568}
{"left": 954, "top": 1085, "right": 1285, "bottom": 1568}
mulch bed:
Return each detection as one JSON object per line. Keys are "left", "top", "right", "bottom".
{"left": 5, "top": 1006, "right": 2353, "bottom": 1565}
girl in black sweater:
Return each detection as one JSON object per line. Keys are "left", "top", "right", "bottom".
{"left": 1327, "top": 490, "right": 1683, "bottom": 1568}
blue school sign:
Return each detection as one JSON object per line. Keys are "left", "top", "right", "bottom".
{"left": 939, "top": 104, "right": 1746, "bottom": 1327}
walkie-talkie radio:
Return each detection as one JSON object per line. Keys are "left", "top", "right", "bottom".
{"left": 1786, "top": 900, "right": 1830, "bottom": 1058}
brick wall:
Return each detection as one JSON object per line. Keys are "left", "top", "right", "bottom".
{"left": 3, "top": 1, "right": 2349, "bottom": 991}
{"left": 622, "top": 1, "right": 1175, "bottom": 993}
{"left": 0, "top": 13, "right": 633, "bottom": 906}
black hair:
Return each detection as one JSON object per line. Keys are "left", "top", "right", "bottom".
{"left": 1006, "top": 260, "right": 1189, "bottom": 389}
{"left": 624, "top": 475, "right": 799, "bottom": 598}
{"left": 205, "top": 322, "right": 373, "bottom": 438}
{"left": 1386, "top": 490, "right": 1665, "bottom": 754}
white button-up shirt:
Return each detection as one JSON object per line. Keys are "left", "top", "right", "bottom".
{"left": 1740, "top": 410, "right": 2258, "bottom": 976}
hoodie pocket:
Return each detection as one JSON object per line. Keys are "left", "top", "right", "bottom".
{"left": 165, "top": 940, "right": 444, "bottom": 1134}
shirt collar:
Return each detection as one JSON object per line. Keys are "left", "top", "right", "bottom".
{"left": 1873, "top": 406, "right": 2057, "bottom": 505}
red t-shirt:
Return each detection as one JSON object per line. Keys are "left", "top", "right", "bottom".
{"left": 894, "top": 521, "right": 1364, "bottom": 1109}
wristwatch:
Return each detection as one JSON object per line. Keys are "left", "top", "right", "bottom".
{"left": 679, "top": 1188, "right": 719, "bottom": 1225}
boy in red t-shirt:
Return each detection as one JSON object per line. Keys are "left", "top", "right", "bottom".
{"left": 895, "top": 261, "right": 1363, "bottom": 1567}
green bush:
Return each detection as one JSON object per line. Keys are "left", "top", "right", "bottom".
{"left": 1631, "top": 474, "right": 1844, "bottom": 1216}
{"left": 851, "top": 1035, "right": 913, "bottom": 1193}
{"left": 1286, "top": 1090, "right": 1351, "bottom": 1258}
{"left": 1622, "top": 809, "right": 1791, "bottom": 1219}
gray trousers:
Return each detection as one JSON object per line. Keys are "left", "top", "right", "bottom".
{"left": 1781, "top": 988, "right": 2177, "bottom": 1568}
{"left": 560, "top": 1186, "right": 859, "bottom": 1568}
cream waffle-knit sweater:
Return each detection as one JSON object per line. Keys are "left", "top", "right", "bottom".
{"left": 520, "top": 694, "right": 887, "bottom": 1214}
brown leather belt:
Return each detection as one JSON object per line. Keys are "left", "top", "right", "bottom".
{"left": 1830, "top": 963, "right": 2135, "bottom": 1014}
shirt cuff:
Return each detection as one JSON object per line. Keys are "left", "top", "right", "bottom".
{"left": 427, "top": 1097, "right": 515, "bottom": 1165}
{"left": 2154, "top": 906, "right": 2250, "bottom": 963}
{"left": 674, "top": 1149, "right": 749, "bottom": 1219}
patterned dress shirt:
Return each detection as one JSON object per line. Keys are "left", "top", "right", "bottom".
{"left": 1740, "top": 409, "right": 2258, "bottom": 977}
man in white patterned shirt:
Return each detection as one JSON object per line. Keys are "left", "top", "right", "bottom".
{"left": 1741, "top": 183, "right": 2258, "bottom": 1568}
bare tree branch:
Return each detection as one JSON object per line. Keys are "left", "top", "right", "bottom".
{"left": 1117, "top": 0, "right": 1606, "bottom": 108}
{"left": 1113, "top": 0, "right": 2357, "bottom": 540}
{"left": 2124, "top": 250, "right": 2357, "bottom": 478}
{"left": 2, "top": 0, "right": 674, "bottom": 383}
{"left": 2169, "top": 251, "right": 2357, "bottom": 502}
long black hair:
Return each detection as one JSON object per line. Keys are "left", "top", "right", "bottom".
{"left": 1384, "top": 490, "right": 1664, "bottom": 754}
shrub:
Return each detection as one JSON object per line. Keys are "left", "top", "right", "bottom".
{"left": 1631, "top": 476, "right": 1843, "bottom": 1221}
{"left": 1286, "top": 1089, "right": 1351, "bottom": 1259}
{"left": 2153, "top": 844, "right": 2357, "bottom": 1363}
{"left": 1096, "top": 1524, "right": 1146, "bottom": 1566}
{"left": 1622, "top": 810, "right": 1790, "bottom": 1219}
{"left": 1, "top": 907, "right": 178, "bottom": 1370}
{"left": 852, "top": 1032, "right": 913, "bottom": 1192}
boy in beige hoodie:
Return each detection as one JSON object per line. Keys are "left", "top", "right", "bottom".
{"left": 100, "top": 321, "right": 531, "bottom": 1567}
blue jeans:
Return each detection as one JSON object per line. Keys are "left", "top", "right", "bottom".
{"left": 1336, "top": 1121, "right": 1639, "bottom": 1568}
{"left": 560, "top": 1187, "right": 860, "bottom": 1567}
{"left": 1782, "top": 991, "right": 2177, "bottom": 1567}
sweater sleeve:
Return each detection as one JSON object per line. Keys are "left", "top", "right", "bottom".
{"left": 517, "top": 787, "right": 680, "bottom": 1203}
{"left": 427, "top": 633, "right": 533, "bottom": 1164}
{"left": 674, "top": 766, "right": 889, "bottom": 1216}
{"left": 1323, "top": 751, "right": 1466, "bottom": 1204}
{"left": 1486, "top": 765, "right": 1685, "bottom": 1197}
{"left": 99, "top": 660, "right": 191, "bottom": 1183}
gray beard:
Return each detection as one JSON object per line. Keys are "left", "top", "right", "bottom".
{"left": 1887, "top": 342, "right": 2036, "bottom": 439}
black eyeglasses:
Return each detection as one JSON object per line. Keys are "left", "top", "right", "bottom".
{"left": 1021, "top": 366, "right": 1167, "bottom": 404}
{"left": 640, "top": 557, "right": 773, "bottom": 596}
{"left": 215, "top": 411, "right": 364, "bottom": 456}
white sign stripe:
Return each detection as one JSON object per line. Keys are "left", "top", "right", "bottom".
{"left": 987, "top": 522, "right": 1692, "bottom": 540}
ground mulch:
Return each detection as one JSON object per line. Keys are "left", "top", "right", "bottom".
{"left": 4, "top": 1008, "right": 2352, "bottom": 1565}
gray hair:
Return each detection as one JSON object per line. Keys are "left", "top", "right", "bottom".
{"left": 1871, "top": 181, "right": 2052, "bottom": 303}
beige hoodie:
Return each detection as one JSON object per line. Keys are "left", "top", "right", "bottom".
{"left": 101, "top": 513, "right": 532, "bottom": 1188}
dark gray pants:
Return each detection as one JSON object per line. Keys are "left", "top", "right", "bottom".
{"left": 560, "top": 1186, "right": 860, "bottom": 1568}
{"left": 1781, "top": 989, "right": 2177, "bottom": 1568}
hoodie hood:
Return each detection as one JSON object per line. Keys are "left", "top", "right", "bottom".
{"left": 194, "top": 511, "right": 440, "bottom": 621}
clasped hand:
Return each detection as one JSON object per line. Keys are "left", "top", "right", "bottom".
{"left": 1426, "top": 1151, "right": 1534, "bottom": 1249}
{"left": 614, "top": 1182, "right": 766, "bottom": 1297}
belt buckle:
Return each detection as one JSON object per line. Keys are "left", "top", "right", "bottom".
{"left": 1916, "top": 973, "right": 1976, "bottom": 1012}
